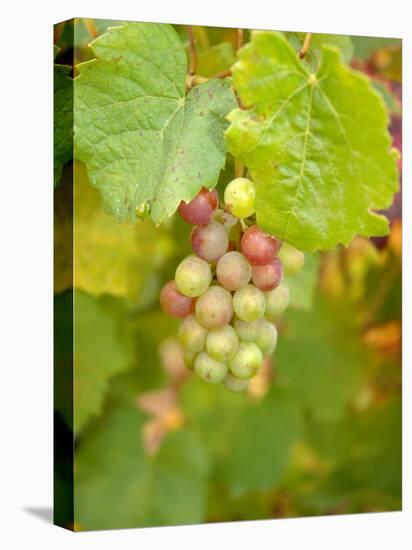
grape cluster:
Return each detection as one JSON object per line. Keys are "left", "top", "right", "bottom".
{"left": 160, "top": 178, "right": 304, "bottom": 392}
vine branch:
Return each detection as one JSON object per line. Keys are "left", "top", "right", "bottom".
{"left": 298, "top": 32, "right": 312, "bottom": 59}
{"left": 237, "top": 28, "right": 244, "bottom": 50}
{"left": 84, "top": 18, "right": 98, "bottom": 39}
{"left": 187, "top": 26, "right": 197, "bottom": 75}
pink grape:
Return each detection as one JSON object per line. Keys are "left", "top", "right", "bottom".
{"left": 191, "top": 220, "right": 229, "bottom": 262}
{"left": 240, "top": 225, "right": 280, "bottom": 266}
{"left": 216, "top": 251, "right": 252, "bottom": 291}
{"left": 195, "top": 286, "right": 233, "bottom": 329}
{"left": 160, "top": 281, "right": 194, "bottom": 319}
{"left": 178, "top": 187, "right": 218, "bottom": 225}
{"left": 251, "top": 257, "right": 283, "bottom": 291}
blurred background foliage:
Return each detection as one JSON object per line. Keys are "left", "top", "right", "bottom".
{"left": 54, "top": 20, "right": 402, "bottom": 530}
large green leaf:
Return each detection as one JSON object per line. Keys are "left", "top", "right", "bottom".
{"left": 75, "top": 406, "right": 209, "bottom": 530}
{"left": 181, "top": 381, "right": 303, "bottom": 495}
{"left": 54, "top": 61, "right": 73, "bottom": 185}
{"left": 180, "top": 378, "right": 248, "bottom": 483}
{"left": 54, "top": 162, "right": 176, "bottom": 299}
{"left": 73, "top": 292, "right": 135, "bottom": 433}
{"left": 74, "top": 22, "right": 236, "bottom": 224}
{"left": 224, "top": 388, "right": 303, "bottom": 495}
{"left": 304, "top": 397, "right": 402, "bottom": 511}
{"left": 276, "top": 295, "right": 366, "bottom": 421}
{"left": 226, "top": 31, "right": 398, "bottom": 252}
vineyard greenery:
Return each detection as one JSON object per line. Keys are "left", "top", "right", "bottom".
{"left": 54, "top": 19, "right": 402, "bottom": 531}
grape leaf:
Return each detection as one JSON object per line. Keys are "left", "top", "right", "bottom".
{"left": 285, "top": 32, "right": 354, "bottom": 70}
{"left": 54, "top": 61, "right": 73, "bottom": 185}
{"left": 305, "top": 397, "right": 401, "bottom": 509}
{"left": 73, "top": 292, "right": 135, "bottom": 433}
{"left": 54, "top": 169, "right": 73, "bottom": 293}
{"left": 276, "top": 295, "right": 366, "bottom": 421}
{"left": 224, "top": 388, "right": 303, "bottom": 495}
{"left": 326, "top": 397, "right": 402, "bottom": 498}
{"left": 286, "top": 253, "right": 319, "bottom": 310}
{"left": 181, "top": 381, "right": 303, "bottom": 495}
{"left": 74, "top": 22, "right": 236, "bottom": 224}
{"left": 226, "top": 31, "right": 398, "bottom": 252}
{"left": 75, "top": 406, "right": 209, "bottom": 530}
{"left": 54, "top": 292, "right": 74, "bottom": 432}
{"left": 54, "top": 162, "right": 176, "bottom": 298}
{"left": 74, "top": 162, "right": 174, "bottom": 298}
{"left": 180, "top": 379, "right": 248, "bottom": 483}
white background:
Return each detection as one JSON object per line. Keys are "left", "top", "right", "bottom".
{"left": 0, "top": 0, "right": 410, "bottom": 547}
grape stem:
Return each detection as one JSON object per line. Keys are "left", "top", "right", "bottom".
{"left": 213, "top": 69, "right": 232, "bottom": 79}
{"left": 237, "top": 28, "right": 244, "bottom": 50}
{"left": 298, "top": 33, "right": 312, "bottom": 59}
{"left": 187, "top": 26, "right": 197, "bottom": 75}
{"left": 239, "top": 219, "right": 248, "bottom": 231}
{"left": 186, "top": 74, "right": 208, "bottom": 90}
{"left": 234, "top": 158, "right": 245, "bottom": 178}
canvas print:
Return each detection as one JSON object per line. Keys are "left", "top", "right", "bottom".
{"left": 54, "top": 19, "right": 402, "bottom": 531}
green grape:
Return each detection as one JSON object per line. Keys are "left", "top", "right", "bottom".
{"left": 175, "top": 254, "right": 212, "bottom": 297}
{"left": 233, "top": 317, "right": 263, "bottom": 341}
{"left": 195, "top": 286, "right": 233, "bottom": 329}
{"left": 224, "top": 177, "right": 256, "bottom": 218}
{"left": 229, "top": 341, "right": 263, "bottom": 379}
{"left": 255, "top": 319, "right": 278, "bottom": 357}
{"left": 278, "top": 242, "right": 305, "bottom": 276}
{"left": 206, "top": 324, "right": 239, "bottom": 362}
{"left": 183, "top": 350, "right": 196, "bottom": 371}
{"left": 233, "top": 284, "right": 266, "bottom": 322}
{"left": 265, "top": 283, "right": 290, "bottom": 321}
{"left": 194, "top": 351, "right": 228, "bottom": 383}
{"left": 179, "top": 315, "right": 207, "bottom": 353}
{"left": 223, "top": 373, "right": 250, "bottom": 392}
